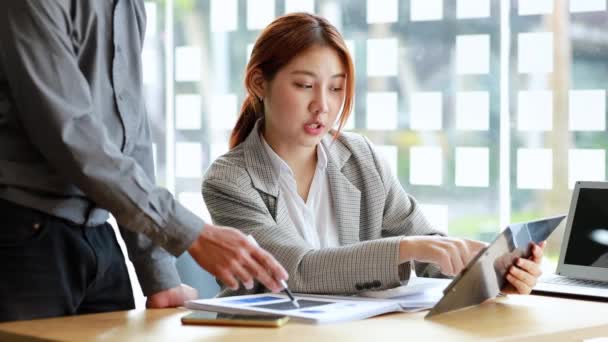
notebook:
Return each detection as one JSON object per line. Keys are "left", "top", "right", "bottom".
{"left": 533, "top": 181, "right": 608, "bottom": 300}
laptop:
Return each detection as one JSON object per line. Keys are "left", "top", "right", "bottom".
{"left": 533, "top": 181, "right": 608, "bottom": 300}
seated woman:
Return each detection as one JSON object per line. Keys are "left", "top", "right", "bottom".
{"left": 202, "top": 13, "right": 543, "bottom": 296}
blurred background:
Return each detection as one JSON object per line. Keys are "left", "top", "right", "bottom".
{"left": 120, "top": 0, "right": 608, "bottom": 306}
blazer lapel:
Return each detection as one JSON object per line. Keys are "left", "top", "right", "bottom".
{"left": 242, "top": 121, "right": 279, "bottom": 198}
{"left": 242, "top": 121, "right": 293, "bottom": 227}
{"left": 322, "top": 136, "right": 361, "bottom": 245}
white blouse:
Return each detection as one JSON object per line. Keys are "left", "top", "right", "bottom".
{"left": 260, "top": 135, "right": 339, "bottom": 249}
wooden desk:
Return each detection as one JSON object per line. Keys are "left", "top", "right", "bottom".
{"left": 0, "top": 295, "right": 607, "bottom": 342}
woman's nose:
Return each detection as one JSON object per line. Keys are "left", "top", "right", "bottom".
{"left": 310, "top": 89, "right": 329, "bottom": 115}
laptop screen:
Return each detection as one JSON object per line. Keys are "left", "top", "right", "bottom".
{"left": 563, "top": 188, "right": 608, "bottom": 269}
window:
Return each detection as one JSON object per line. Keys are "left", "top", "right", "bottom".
{"left": 142, "top": 0, "right": 608, "bottom": 265}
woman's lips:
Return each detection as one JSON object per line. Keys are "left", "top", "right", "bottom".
{"left": 303, "top": 122, "right": 324, "bottom": 135}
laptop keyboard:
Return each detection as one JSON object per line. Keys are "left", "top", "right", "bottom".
{"left": 542, "top": 275, "right": 608, "bottom": 289}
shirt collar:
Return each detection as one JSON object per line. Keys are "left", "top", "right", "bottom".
{"left": 259, "top": 133, "right": 328, "bottom": 179}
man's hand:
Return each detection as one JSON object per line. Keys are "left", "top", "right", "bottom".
{"left": 146, "top": 284, "right": 198, "bottom": 308}
{"left": 188, "top": 224, "right": 288, "bottom": 292}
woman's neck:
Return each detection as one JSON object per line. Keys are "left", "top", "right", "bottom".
{"left": 262, "top": 132, "right": 317, "bottom": 175}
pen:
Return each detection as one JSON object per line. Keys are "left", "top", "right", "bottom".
{"left": 246, "top": 235, "right": 300, "bottom": 308}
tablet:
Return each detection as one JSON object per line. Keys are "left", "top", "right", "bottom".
{"left": 425, "top": 214, "right": 566, "bottom": 318}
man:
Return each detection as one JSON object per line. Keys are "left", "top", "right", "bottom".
{"left": 0, "top": 0, "right": 287, "bottom": 321}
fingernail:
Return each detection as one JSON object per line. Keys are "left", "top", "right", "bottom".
{"left": 245, "top": 282, "right": 254, "bottom": 290}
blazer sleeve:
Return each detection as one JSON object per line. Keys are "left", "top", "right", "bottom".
{"left": 363, "top": 137, "right": 447, "bottom": 279}
{"left": 202, "top": 158, "right": 405, "bottom": 295}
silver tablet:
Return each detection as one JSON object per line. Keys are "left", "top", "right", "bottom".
{"left": 426, "top": 214, "right": 566, "bottom": 318}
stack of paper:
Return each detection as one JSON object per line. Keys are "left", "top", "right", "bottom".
{"left": 185, "top": 277, "right": 450, "bottom": 324}
{"left": 359, "top": 277, "right": 451, "bottom": 310}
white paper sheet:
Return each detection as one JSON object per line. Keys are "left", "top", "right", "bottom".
{"left": 186, "top": 293, "right": 401, "bottom": 324}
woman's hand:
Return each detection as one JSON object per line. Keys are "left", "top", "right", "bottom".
{"left": 501, "top": 241, "right": 546, "bottom": 295}
{"left": 399, "top": 236, "right": 487, "bottom": 276}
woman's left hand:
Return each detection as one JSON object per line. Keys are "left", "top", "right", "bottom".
{"left": 502, "top": 241, "right": 546, "bottom": 295}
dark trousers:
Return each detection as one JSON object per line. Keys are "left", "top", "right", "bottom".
{"left": 0, "top": 199, "right": 134, "bottom": 322}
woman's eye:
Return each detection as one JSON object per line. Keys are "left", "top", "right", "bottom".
{"left": 331, "top": 87, "right": 344, "bottom": 92}
{"left": 294, "top": 82, "right": 312, "bottom": 89}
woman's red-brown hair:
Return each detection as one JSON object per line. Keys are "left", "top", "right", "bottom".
{"left": 229, "top": 12, "right": 355, "bottom": 149}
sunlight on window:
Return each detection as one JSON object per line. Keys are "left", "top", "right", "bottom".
{"left": 376, "top": 145, "right": 399, "bottom": 176}
{"left": 320, "top": 1, "right": 342, "bottom": 31}
{"left": 517, "top": 90, "right": 553, "bottom": 131}
{"left": 178, "top": 192, "right": 211, "bottom": 221}
{"left": 410, "top": 92, "right": 442, "bottom": 131}
{"left": 141, "top": 49, "right": 159, "bottom": 86}
{"left": 345, "top": 40, "right": 355, "bottom": 65}
{"left": 410, "top": 0, "right": 443, "bottom": 21}
{"left": 366, "top": 92, "right": 398, "bottom": 130}
{"left": 211, "top": 0, "right": 238, "bottom": 32}
{"left": 247, "top": 0, "right": 275, "bottom": 30}
{"left": 457, "top": 0, "right": 490, "bottom": 19}
{"left": 366, "top": 0, "right": 398, "bottom": 23}
{"left": 568, "top": 149, "right": 606, "bottom": 189}
{"left": 455, "top": 91, "right": 489, "bottom": 131}
{"left": 517, "top": 148, "right": 553, "bottom": 190}
{"left": 144, "top": 2, "right": 157, "bottom": 37}
{"left": 455, "top": 147, "right": 490, "bottom": 187}
{"left": 210, "top": 94, "right": 238, "bottom": 131}
{"left": 343, "top": 107, "right": 355, "bottom": 130}
{"left": 210, "top": 141, "right": 230, "bottom": 163}
{"left": 367, "top": 38, "right": 398, "bottom": 77}
{"left": 420, "top": 204, "right": 449, "bottom": 234}
{"left": 570, "top": 0, "right": 606, "bottom": 13}
{"left": 176, "top": 143, "right": 202, "bottom": 178}
{"left": 410, "top": 146, "right": 443, "bottom": 186}
{"left": 285, "top": 0, "right": 315, "bottom": 14}
{"left": 518, "top": 0, "right": 553, "bottom": 16}
{"left": 518, "top": 32, "right": 553, "bottom": 73}
{"left": 246, "top": 43, "right": 254, "bottom": 63}
{"left": 569, "top": 90, "right": 606, "bottom": 131}
{"left": 175, "top": 46, "right": 201, "bottom": 82}
{"left": 175, "top": 94, "right": 202, "bottom": 130}
{"left": 456, "top": 35, "right": 490, "bottom": 74}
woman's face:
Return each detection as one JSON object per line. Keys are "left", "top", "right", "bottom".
{"left": 261, "top": 45, "right": 346, "bottom": 152}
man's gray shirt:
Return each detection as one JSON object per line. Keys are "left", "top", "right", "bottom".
{"left": 0, "top": 0, "right": 204, "bottom": 295}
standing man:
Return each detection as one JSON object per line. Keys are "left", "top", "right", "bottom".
{"left": 0, "top": 0, "right": 287, "bottom": 322}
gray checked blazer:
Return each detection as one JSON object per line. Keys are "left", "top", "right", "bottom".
{"left": 202, "top": 121, "right": 445, "bottom": 296}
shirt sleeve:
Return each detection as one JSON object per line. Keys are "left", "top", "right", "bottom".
{"left": 119, "top": 111, "right": 182, "bottom": 296}
{"left": 363, "top": 137, "right": 447, "bottom": 279}
{"left": 0, "top": 1, "right": 203, "bottom": 256}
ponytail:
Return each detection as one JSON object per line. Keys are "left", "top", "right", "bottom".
{"left": 229, "top": 94, "right": 263, "bottom": 149}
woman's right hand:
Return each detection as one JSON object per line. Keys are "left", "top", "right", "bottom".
{"left": 399, "top": 236, "right": 487, "bottom": 276}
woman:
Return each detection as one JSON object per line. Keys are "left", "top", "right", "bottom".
{"left": 202, "top": 13, "right": 543, "bottom": 296}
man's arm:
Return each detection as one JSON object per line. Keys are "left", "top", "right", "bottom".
{"left": 0, "top": 1, "right": 201, "bottom": 255}
{"left": 119, "top": 113, "right": 183, "bottom": 297}
{"left": 0, "top": 1, "right": 289, "bottom": 295}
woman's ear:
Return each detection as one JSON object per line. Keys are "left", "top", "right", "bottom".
{"left": 250, "top": 69, "right": 266, "bottom": 100}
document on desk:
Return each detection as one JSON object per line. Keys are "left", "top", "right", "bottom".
{"left": 186, "top": 294, "right": 402, "bottom": 324}
{"left": 186, "top": 278, "right": 449, "bottom": 324}
{"left": 358, "top": 277, "right": 450, "bottom": 310}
